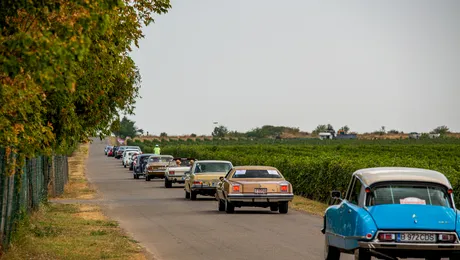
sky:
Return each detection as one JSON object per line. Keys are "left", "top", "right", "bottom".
{"left": 129, "top": 0, "right": 460, "bottom": 136}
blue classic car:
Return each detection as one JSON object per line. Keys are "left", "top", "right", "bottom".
{"left": 323, "top": 167, "right": 460, "bottom": 260}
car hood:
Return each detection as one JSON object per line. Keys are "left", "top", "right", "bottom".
{"left": 367, "top": 204, "right": 456, "bottom": 231}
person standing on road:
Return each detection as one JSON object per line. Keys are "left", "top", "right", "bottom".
{"left": 154, "top": 144, "right": 161, "bottom": 155}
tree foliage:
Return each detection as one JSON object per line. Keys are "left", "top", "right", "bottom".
{"left": 0, "top": 0, "right": 171, "bottom": 162}
{"left": 212, "top": 125, "right": 228, "bottom": 137}
{"left": 246, "top": 125, "right": 299, "bottom": 138}
{"left": 111, "top": 116, "right": 143, "bottom": 139}
{"left": 431, "top": 125, "right": 450, "bottom": 135}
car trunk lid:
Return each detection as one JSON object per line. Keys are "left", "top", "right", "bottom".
{"left": 232, "top": 179, "right": 284, "bottom": 194}
{"left": 367, "top": 204, "right": 456, "bottom": 231}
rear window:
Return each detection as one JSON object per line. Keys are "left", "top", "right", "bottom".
{"left": 368, "top": 184, "right": 451, "bottom": 207}
{"left": 232, "top": 169, "right": 282, "bottom": 179}
{"left": 149, "top": 157, "right": 173, "bottom": 163}
{"left": 195, "top": 163, "right": 232, "bottom": 174}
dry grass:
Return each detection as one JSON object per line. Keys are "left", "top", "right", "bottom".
{"left": 290, "top": 196, "right": 329, "bottom": 216}
{"left": 0, "top": 204, "right": 147, "bottom": 260}
{"left": 57, "top": 143, "right": 95, "bottom": 200}
{"left": 1, "top": 143, "right": 148, "bottom": 260}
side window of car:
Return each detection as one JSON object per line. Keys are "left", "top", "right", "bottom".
{"left": 348, "top": 178, "right": 363, "bottom": 206}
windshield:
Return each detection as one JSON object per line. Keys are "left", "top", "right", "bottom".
{"left": 368, "top": 183, "right": 451, "bottom": 207}
{"left": 195, "top": 163, "right": 232, "bottom": 174}
{"left": 232, "top": 169, "right": 282, "bottom": 179}
{"left": 149, "top": 157, "right": 173, "bottom": 163}
{"left": 169, "top": 159, "right": 194, "bottom": 167}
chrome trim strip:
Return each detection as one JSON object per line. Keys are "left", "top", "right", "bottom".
{"left": 325, "top": 231, "right": 366, "bottom": 240}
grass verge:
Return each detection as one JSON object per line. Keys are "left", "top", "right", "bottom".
{"left": 1, "top": 143, "right": 147, "bottom": 260}
{"left": 1, "top": 204, "right": 146, "bottom": 260}
{"left": 58, "top": 143, "right": 95, "bottom": 200}
{"left": 290, "top": 195, "right": 328, "bottom": 216}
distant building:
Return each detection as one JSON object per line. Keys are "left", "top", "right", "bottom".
{"left": 408, "top": 132, "right": 421, "bottom": 139}
{"left": 319, "top": 132, "right": 333, "bottom": 140}
{"left": 336, "top": 133, "right": 357, "bottom": 140}
{"left": 429, "top": 133, "right": 440, "bottom": 139}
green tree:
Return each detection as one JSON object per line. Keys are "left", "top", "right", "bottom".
{"left": 0, "top": 0, "right": 171, "bottom": 168}
{"left": 431, "top": 125, "right": 450, "bottom": 135}
{"left": 212, "top": 125, "right": 228, "bottom": 137}
{"left": 160, "top": 132, "right": 168, "bottom": 137}
{"left": 112, "top": 116, "right": 143, "bottom": 139}
{"left": 339, "top": 125, "right": 350, "bottom": 134}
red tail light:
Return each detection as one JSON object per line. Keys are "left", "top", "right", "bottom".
{"left": 439, "top": 234, "right": 456, "bottom": 242}
{"left": 193, "top": 181, "right": 202, "bottom": 185}
{"left": 232, "top": 184, "right": 240, "bottom": 192}
{"left": 378, "top": 233, "right": 395, "bottom": 241}
{"left": 280, "top": 184, "right": 288, "bottom": 192}
{"left": 169, "top": 171, "right": 175, "bottom": 175}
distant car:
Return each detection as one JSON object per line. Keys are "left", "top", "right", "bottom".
{"left": 104, "top": 145, "right": 112, "bottom": 155}
{"left": 215, "top": 166, "right": 294, "bottom": 214}
{"left": 164, "top": 158, "right": 195, "bottom": 188}
{"left": 323, "top": 167, "right": 460, "bottom": 260}
{"left": 122, "top": 150, "right": 139, "bottom": 167}
{"left": 144, "top": 155, "right": 174, "bottom": 181}
{"left": 116, "top": 146, "right": 141, "bottom": 159}
{"left": 133, "top": 153, "right": 154, "bottom": 179}
{"left": 107, "top": 148, "right": 114, "bottom": 157}
{"left": 129, "top": 154, "right": 139, "bottom": 171}
{"left": 110, "top": 146, "right": 119, "bottom": 157}
{"left": 184, "top": 160, "right": 233, "bottom": 200}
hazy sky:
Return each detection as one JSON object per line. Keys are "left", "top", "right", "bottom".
{"left": 129, "top": 0, "right": 459, "bottom": 135}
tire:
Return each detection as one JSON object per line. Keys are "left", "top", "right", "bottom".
{"left": 225, "top": 200, "right": 235, "bottom": 213}
{"left": 270, "top": 205, "right": 279, "bottom": 211}
{"left": 190, "top": 190, "right": 197, "bottom": 200}
{"left": 124, "top": 164, "right": 126, "bottom": 168}
{"left": 165, "top": 178, "right": 172, "bottom": 188}
{"left": 145, "top": 175, "right": 150, "bottom": 181}
{"left": 279, "top": 202, "right": 288, "bottom": 214}
{"left": 218, "top": 199, "right": 225, "bottom": 211}
{"left": 324, "top": 236, "right": 340, "bottom": 260}
{"left": 354, "top": 248, "right": 371, "bottom": 260}
{"left": 185, "top": 190, "right": 190, "bottom": 199}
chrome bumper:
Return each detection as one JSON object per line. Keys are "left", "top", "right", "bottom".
{"left": 191, "top": 185, "right": 216, "bottom": 191}
{"left": 359, "top": 241, "right": 460, "bottom": 251}
{"left": 227, "top": 193, "right": 294, "bottom": 202}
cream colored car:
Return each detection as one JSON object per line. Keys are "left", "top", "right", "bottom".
{"left": 184, "top": 160, "right": 233, "bottom": 200}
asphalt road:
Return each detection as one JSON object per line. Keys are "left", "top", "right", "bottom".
{"left": 85, "top": 139, "right": 366, "bottom": 260}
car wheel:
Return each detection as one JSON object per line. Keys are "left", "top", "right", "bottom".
{"left": 278, "top": 202, "right": 288, "bottom": 214}
{"left": 165, "top": 178, "right": 172, "bottom": 188}
{"left": 145, "top": 175, "right": 150, "bottom": 181}
{"left": 270, "top": 205, "right": 279, "bottom": 211}
{"left": 324, "top": 236, "right": 340, "bottom": 260}
{"left": 185, "top": 190, "right": 190, "bottom": 199}
{"left": 124, "top": 164, "right": 126, "bottom": 168}
{"left": 354, "top": 248, "right": 371, "bottom": 260}
{"left": 225, "top": 200, "right": 235, "bottom": 213}
{"left": 190, "top": 190, "right": 197, "bottom": 200}
{"left": 218, "top": 199, "right": 225, "bottom": 211}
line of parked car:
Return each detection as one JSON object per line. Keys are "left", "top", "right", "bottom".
{"left": 104, "top": 145, "right": 460, "bottom": 260}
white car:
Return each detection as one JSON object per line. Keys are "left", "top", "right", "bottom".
{"left": 122, "top": 150, "right": 139, "bottom": 167}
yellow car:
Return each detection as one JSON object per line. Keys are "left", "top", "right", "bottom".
{"left": 184, "top": 160, "right": 233, "bottom": 200}
{"left": 215, "top": 166, "right": 294, "bottom": 214}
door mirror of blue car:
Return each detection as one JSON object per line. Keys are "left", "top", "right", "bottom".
{"left": 331, "top": 190, "right": 341, "bottom": 199}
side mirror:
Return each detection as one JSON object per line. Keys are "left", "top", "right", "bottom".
{"left": 331, "top": 190, "right": 341, "bottom": 199}
{"left": 219, "top": 176, "right": 224, "bottom": 181}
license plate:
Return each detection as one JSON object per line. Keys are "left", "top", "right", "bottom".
{"left": 254, "top": 188, "right": 267, "bottom": 194}
{"left": 398, "top": 233, "right": 436, "bottom": 243}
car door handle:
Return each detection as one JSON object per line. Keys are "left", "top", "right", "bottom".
{"left": 348, "top": 209, "right": 352, "bottom": 213}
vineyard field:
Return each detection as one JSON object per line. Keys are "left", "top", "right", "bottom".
{"left": 127, "top": 139, "right": 460, "bottom": 206}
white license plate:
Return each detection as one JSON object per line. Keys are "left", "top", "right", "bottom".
{"left": 254, "top": 188, "right": 267, "bottom": 194}
{"left": 398, "top": 233, "right": 436, "bottom": 243}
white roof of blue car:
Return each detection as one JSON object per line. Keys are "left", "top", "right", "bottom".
{"left": 354, "top": 167, "right": 451, "bottom": 188}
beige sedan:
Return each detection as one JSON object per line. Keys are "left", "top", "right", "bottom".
{"left": 216, "top": 166, "right": 294, "bottom": 214}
